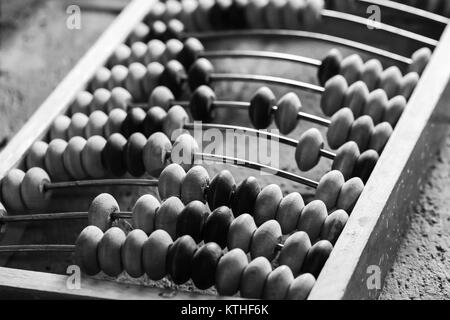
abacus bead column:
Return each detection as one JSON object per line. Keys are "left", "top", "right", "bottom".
{"left": 63, "top": 136, "right": 88, "bottom": 180}
{"left": 408, "top": 47, "right": 432, "bottom": 75}
{"left": 227, "top": 213, "right": 257, "bottom": 252}
{"left": 363, "top": 89, "right": 388, "bottom": 125}
{"left": 297, "top": 200, "right": 327, "bottom": 242}
{"left": 240, "top": 256, "right": 272, "bottom": 299}
{"left": 369, "top": 122, "right": 393, "bottom": 154}
{"left": 163, "top": 105, "right": 189, "bottom": 141}
{"left": 344, "top": 81, "right": 369, "bottom": 118}
{"left": 142, "top": 229, "right": 173, "bottom": 281}
{"left": 166, "top": 235, "right": 197, "bottom": 284}
{"left": 295, "top": 128, "right": 324, "bottom": 171}
{"left": 98, "top": 227, "right": 126, "bottom": 277}
{"left": 253, "top": 184, "right": 283, "bottom": 226}
{"left": 45, "top": 139, "right": 71, "bottom": 181}
{"left": 26, "top": 141, "right": 48, "bottom": 170}
{"left": 20, "top": 167, "right": 51, "bottom": 211}
{"left": 327, "top": 108, "right": 354, "bottom": 150}
{"left": 188, "top": 57, "right": 214, "bottom": 91}
{"left": 103, "top": 133, "right": 127, "bottom": 177}
{"left": 155, "top": 196, "right": 184, "bottom": 239}
{"left": 250, "top": 220, "right": 282, "bottom": 261}
{"left": 353, "top": 149, "right": 379, "bottom": 183}
{"left": 318, "top": 49, "right": 342, "bottom": 87}
{"left": 171, "top": 133, "right": 199, "bottom": 171}
{"left": 263, "top": 265, "right": 294, "bottom": 300}
{"left": 181, "top": 165, "right": 210, "bottom": 204}
{"left": 315, "top": 170, "right": 345, "bottom": 209}
{"left": 132, "top": 194, "right": 160, "bottom": 235}
{"left": 384, "top": 95, "right": 406, "bottom": 128}
{"left": 143, "top": 132, "right": 172, "bottom": 176}
{"left": 1, "top": 169, "right": 26, "bottom": 212}
{"left": 331, "top": 141, "right": 360, "bottom": 180}
{"left": 104, "top": 108, "right": 127, "bottom": 137}
{"left": 158, "top": 164, "right": 186, "bottom": 200}
{"left": 191, "top": 242, "right": 223, "bottom": 290}
{"left": 81, "top": 136, "right": 107, "bottom": 179}
{"left": 176, "top": 200, "right": 209, "bottom": 243}
{"left": 207, "top": 170, "right": 236, "bottom": 210}
{"left": 279, "top": 231, "right": 311, "bottom": 276}
{"left": 75, "top": 226, "right": 104, "bottom": 276}
{"left": 301, "top": 240, "right": 333, "bottom": 278}
{"left": 88, "top": 193, "right": 120, "bottom": 232}
{"left": 231, "top": 176, "right": 261, "bottom": 217}
{"left": 215, "top": 248, "right": 248, "bottom": 296}
{"left": 203, "top": 206, "right": 234, "bottom": 248}
{"left": 321, "top": 75, "right": 348, "bottom": 117}
{"left": 143, "top": 106, "right": 167, "bottom": 137}
{"left": 320, "top": 209, "right": 349, "bottom": 245}
{"left": 190, "top": 85, "right": 216, "bottom": 122}
{"left": 286, "top": 273, "right": 316, "bottom": 300}
{"left": 276, "top": 192, "right": 304, "bottom": 235}
{"left": 249, "top": 86, "right": 276, "bottom": 129}
{"left": 336, "top": 177, "right": 364, "bottom": 212}
{"left": 275, "top": 92, "right": 301, "bottom": 135}
{"left": 122, "top": 229, "right": 148, "bottom": 278}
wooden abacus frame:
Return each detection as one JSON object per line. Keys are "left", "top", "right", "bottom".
{"left": 1, "top": 0, "right": 450, "bottom": 300}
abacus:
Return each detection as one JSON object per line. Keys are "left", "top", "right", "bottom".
{"left": 0, "top": 0, "right": 449, "bottom": 300}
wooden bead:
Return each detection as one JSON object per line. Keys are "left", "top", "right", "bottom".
{"left": 332, "top": 141, "right": 360, "bottom": 180}
{"left": 86, "top": 111, "right": 108, "bottom": 138}
{"left": 167, "top": 235, "right": 197, "bottom": 284}
{"left": 187, "top": 57, "right": 214, "bottom": 91}
{"left": 75, "top": 225, "right": 104, "bottom": 276}
{"left": 318, "top": 49, "right": 342, "bottom": 86}
{"left": 231, "top": 176, "right": 260, "bottom": 217}
{"left": 81, "top": 136, "right": 107, "bottom": 179}
{"left": 249, "top": 86, "right": 275, "bottom": 129}
{"left": 353, "top": 149, "right": 379, "bottom": 183}
{"left": 176, "top": 200, "right": 209, "bottom": 243}
{"left": 155, "top": 196, "right": 184, "bottom": 239}
{"left": 166, "top": 19, "right": 185, "bottom": 39}
{"left": 302, "top": 0, "right": 323, "bottom": 28}
{"left": 240, "top": 256, "right": 271, "bottom": 299}
{"left": 130, "top": 42, "right": 149, "bottom": 65}
{"left": 132, "top": 194, "right": 159, "bottom": 235}
{"left": 216, "top": 248, "right": 248, "bottom": 296}
{"left": 171, "top": 133, "right": 199, "bottom": 171}
{"left": 1, "top": 169, "right": 26, "bottom": 212}
{"left": 320, "top": 209, "right": 349, "bottom": 245}
{"left": 127, "top": 22, "right": 150, "bottom": 44}
{"left": 361, "top": 59, "right": 382, "bottom": 91}
{"left": 125, "top": 62, "right": 148, "bottom": 102}
{"left": 363, "top": 89, "right": 388, "bottom": 125}
{"left": 146, "top": 32, "right": 165, "bottom": 56}
{"left": 179, "top": 0, "right": 199, "bottom": 32}
{"left": 158, "top": 163, "right": 186, "bottom": 200}
{"left": 316, "top": 170, "right": 345, "bottom": 209}
{"left": 68, "top": 113, "right": 88, "bottom": 138}
{"left": 143, "top": 106, "right": 167, "bottom": 137}
{"left": 143, "top": 132, "right": 172, "bottom": 176}
{"left": 384, "top": 95, "right": 406, "bottom": 128}
{"left": 109, "top": 65, "right": 128, "bottom": 89}
{"left": 26, "top": 141, "right": 48, "bottom": 170}
{"left": 275, "top": 92, "right": 301, "bottom": 135}
{"left": 251, "top": 219, "right": 282, "bottom": 260}
{"left": 121, "top": 107, "right": 146, "bottom": 138}
{"left": 263, "top": 265, "right": 294, "bottom": 300}
{"left": 63, "top": 136, "right": 88, "bottom": 180}
{"left": 45, "top": 139, "right": 70, "bottom": 181}
{"left": 50, "top": 115, "right": 71, "bottom": 140}
{"left": 108, "top": 87, "right": 132, "bottom": 111}
{"left": 344, "top": 81, "right": 369, "bottom": 118}
{"left": 246, "top": 0, "right": 269, "bottom": 29}
{"left": 147, "top": 1, "right": 166, "bottom": 23}
{"left": 109, "top": 43, "right": 131, "bottom": 67}
{"left": 124, "top": 132, "right": 146, "bottom": 177}
{"left": 160, "top": 60, "right": 185, "bottom": 97}
{"left": 209, "top": 0, "right": 232, "bottom": 30}
{"left": 87, "top": 193, "right": 119, "bottom": 232}
{"left": 177, "top": 37, "right": 205, "bottom": 70}
{"left": 144, "top": 62, "right": 164, "bottom": 94}
{"left": 104, "top": 108, "right": 127, "bottom": 137}
{"left": 102, "top": 133, "right": 127, "bottom": 176}
{"left": 190, "top": 85, "right": 216, "bottom": 122}
{"left": 122, "top": 229, "right": 147, "bottom": 278}
{"left": 348, "top": 115, "right": 374, "bottom": 152}
{"left": 148, "top": 20, "right": 167, "bottom": 41}
{"left": 253, "top": 184, "right": 282, "bottom": 226}
{"left": 321, "top": 75, "right": 348, "bottom": 117}
{"left": 408, "top": 47, "right": 431, "bottom": 75}
{"left": 227, "top": 213, "right": 257, "bottom": 252}
{"left": 98, "top": 227, "right": 126, "bottom": 277}
{"left": 400, "top": 72, "right": 419, "bottom": 100}
{"left": 369, "top": 122, "right": 393, "bottom": 153}
{"left": 142, "top": 229, "right": 173, "bottom": 280}
{"left": 181, "top": 165, "right": 209, "bottom": 204}
{"left": 283, "top": 0, "right": 305, "bottom": 30}
{"left": 163, "top": 39, "right": 184, "bottom": 63}
{"left": 279, "top": 231, "right": 311, "bottom": 276}
{"left": 336, "top": 177, "right": 364, "bottom": 212}
{"left": 163, "top": 105, "right": 189, "bottom": 140}
{"left": 149, "top": 86, "right": 174, "bottom": 110}
{"left": 91, "top": 67, "right": 111, "bottom": 92}
{"left": 194, "top": 0, "right": 214, "bottom": 31}
{"left": 207, "top": 170, "right": 235, "bottom": 210}
{"left": 286, "top": 273, "right": 316, "bottom": 300}
{"left": 340, "top": 54, "right": 363, "bottom": 85}
{"left": 228, "top": 0, "right": 249, "bottom": 29}
{"left": 191, "top": 242, "right": 223, "bottom": 290}
{"left": 379, "top": 66, "right": 402, "bottom": 99}
{"left": 327, "top": 107, "right": 354, "bottom": 150}
{"left": 71, "top": 91, "right": 93, "bottom": 114}
{"left": 203, "top": 206, "right": 234, "bottom": 248}
{"left": 301, "top": 240, "right": 333, "bottom": 278}
{"left": 276, "top": 192, "right": 304, "bottom": 234}
{"left": 297, "top": 200, "right": 327, "bottom": 242}
{"left": 265, "top": 0, "right": 287, "bottom": 29}
{"left": 295, "top": 128, "right": 324, "bottom": 171}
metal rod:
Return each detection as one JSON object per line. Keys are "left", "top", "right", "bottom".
{"left": 44, "top": 179, "right": 159, "bottom": 191}
{"left": 0, "top": 245, "right": 75, "bottom": 253}
{"left": 0, "top": 211, "right": 132, "bottom": 223}
{"left": 298, "top": 111, "right": 331, "bottom": 127}
{"left": 320, "top": 149, "right": 336, "bottom": 160}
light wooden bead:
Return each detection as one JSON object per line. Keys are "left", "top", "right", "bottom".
{"left": 340, "top": 54, "right": 363, "bottom": 85}
{"left": 249, "top": 86, "right": 276, "bottom": 129}
{"left": 88, "top": 193, "right": 119, "bottom": 232}
{"left": 143, "top": 132, "right": 172, "bottom": 176}
{"left": 92, "top": 88, "right": 111, "bottom": 113}
{"left": 26, "top": 141, "right": 48, "bottom": 170}
{"left": 251, "top": 219, "right": 282, "bottom": 260}
{"left": 191, "top": 242, "right": 223, "bottom": 290}
{"left": 155, "top": 196, "right": 184, "bottom": 239}
{"left": 194, "top": 0, "right": 214, "bottom": 31}
{"left": 45, "top": 139, "right": 70, "bottom": 181}
{"left": 108, "top": 87, "right": 132, "bottom": 111}
{"left": 384, "top": 95, "right": 406, "bottom": 128}
{"left": 369, "top": 122, "right": 393, "bottom": 153}
{"left": 228, "top": 213, "right": 257, "bottom": 252}
{"left": 344, "top": 81, "right": 369, "bottom": 118}
{"left": 246, "top": 0, "right": 269, "bottom": 29}
{"left": 130, "top": 41, "right": 149, "bottom": 65}
{"left": 165, "top": 0, "right": 183, "bottom": 20}
{"left": 20, "top": 167, "right": 51, "bottom": 211}
{"left": 297, "top": 200, "right": 327, "bottom": 242}
{"left": 109, "top": 65, "right": 128, "bottom": 89}
{"left": 363, "top": 89, "right": 388, "bottom": 125}
{"left": 353, "top": 149, "right": 379, "bottom": 183}
{"left": 265, "top": 0, "right": 287, "bottom": 29}
{"left": 104, "top": 108, "right": 127, "bottom": 137}
{"left": 400, "top": 72, "right": 419, "bottom": 100}
{"left": 408, "top": 47, "right": 431, "bottom": 75}
{"left": 167, "top": 235, "right": 197, "bottom": 284}
{"left": 75, "top": 225, "right": 104, "bottom": 276}
{"left": 126, "top": 62, "right": 148, "bottom": 102}
{"left": 164, "top": 39, "right": 184, "bottom": 63}
{"left": 147, "top": 39, "right": 166, "bottom": 64}
{"left": 263, "top": 265, "right": 294, "bottom": 300}
{"left": 71, "top": 91, "right": 93, "bottom": 114}
{"left": 171, "top": 133, "right": 199, "bottom": 171}
{"left": 361, "top": 59, "right": 382, "bottom": 91}
{"left": 176, "top": 200, "right": 209, "bottom": 243}
{"left": 302, "top": 0, "right": 324, "bottom": 28}
{"left": 122, "top": 229, "right": 147, "bottom": 278}
{"left": 349, "top": 115, "right": 374, "bottom": 152}
{"left": 295, "top": 128, "right": 324, "bottom": 171}
{"left": 50, "top": 115, "right": 71, "bottom": 140}
{"left": 63, "top": 136, "right": 88, "bottom": 180}
{"left": 132, "top": 194, "right": 160, "bottom": 235}
{"left": 109, "top": 43, "right": 131, "bottom": 67}
{"left": 179, "top": 0, "right": 199, "bottom": 32}
{"left": 283, "top": 0, "right": 306, "bottom": 30}
{"left": 127, "top": 22, "right": 150, "bottom": 44}
{"left": 318, "top": 48, "right": 342, "bottom": 86}
{"left": 320, "top": 209, "right": 349, "bottom": 245}
{"left": 240, "top": 256, "right": 272, "bottom": 299}
{"left": 81, "top": 136, "right": 107, "bottom": 179}
{"left": 163, "top": 105, "right": 189, "bottom": 140}
{"left": 253, "top": 184, "right": 283, "bottom": 226}
{"left": 1, "top": 169, "right": 26, "bottom": 212}
{"left": 286, "top": 273, "right": 316, "bottom": 300}
{"left": 68, "top": 113, "right": 88, "bottom": 138}
{"left": 379, "top": 66, "right": 402, "bottom": 99}
{"left": 146, "top": 1, "right": 166, "bottom": 22}
{"left": 216, "top": 248, "right": 248, "bottom": 296}
{"left": 181, "top": 165, "right": 209, "bottom": 204}
{"left": 86, "top": 111, "right": 108, "bottom": 138}
{"left": 158, "top": 163, "right": 186, "bottom": 200}
{"left": 91, "top": 67, "right": 111, "bottom": 92}
{"left": 321, "top": 75, "right": 348, "bottom": 117}
{"left": 149, "top": 86, "right": 175, "bottom": 111}
{"left": 331, "top": 141, "right": 360, "bottom": 180}
{"left": 142, "top": 229, "right": 173, "bottom": 280}
{"left": 301, "top": 240, "right": 333, "bottom": 278}
{"left": 275, "top": 92, "right": 301, "bottom": 135}
{"left": 279, "top": 231, "right": 311, "bottom": 276}
{"left": 98, "top": 227, "right": 126, "bottom": 277}
{"left": 316, "top": 170, "right": 345, "bottom": 209}
{"left": 276, "top": 192, "right": 304, "bottom": 234}
{"left": 327, "top": 107, "right": 354, "bottom": 150}
{"left": 336, "top": 177, "right": 364, "bottom": 212}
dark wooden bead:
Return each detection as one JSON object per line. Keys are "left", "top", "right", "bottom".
{"left": 177, "top": 37, "right": 205, "bottom": 70}
{"left": 249, "top": 86, "right": 275, "bottom": 129}
{"left": 353, "top": 149, "right": 379, "bottom": 183}
{"left": 203, "top": 206, "right": 234, "bottom": 248}
{"left": 207, "top": 170, "right": 236, "bottom": 210}
{"left": 166, "top": 235, "right": 197, "bottom": 285}
{"left": 318, "top": 49, "right": 342, "bottom": 86}
{"left": 231, "top": 176, "right": 260, "bottom": 217}
{"left": 209, "top": 0, "right": 232, "bottom": 30}
{"left": 160, "top": 60, "right": 185, "bottom": 98}
{"left": 121, "top": 108, "right": 146, "bottom": 138}
{"left": 187, "top": 58, "right": 214, "bottom": 91}
{"left": 142, "top": 106, "right": 167, "bottom": 137}
{"left": 176, "top": 200, "right": 209, "bottom": 243}
{"left": 124, "top": 132, "right": 147, "bottom": 177}
{"left": 191, "top": 242, "right": 222, "bottom": 290}
{"left": 301, "top": 240, "right": 333, "bottom": 278}
{"left": 189, "top": 85, "right": 216, "bottom": 121}
{"left": 102, "top": 133, "right": 127, "bottom": 176}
